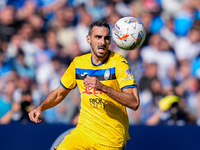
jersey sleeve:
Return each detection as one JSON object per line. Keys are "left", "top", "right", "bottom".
{"left": 116, "top": 57, "right": 137, "bottom": 91}
{"left": 60, "top": 59, "right": 77, "bottom": 90}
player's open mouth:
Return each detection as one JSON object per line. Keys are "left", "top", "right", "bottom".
{"left": 98, "top": 46, "right": 106, "bottom": 53}
{"left": 98, "top": 48, "right": 105, "bottom": 53}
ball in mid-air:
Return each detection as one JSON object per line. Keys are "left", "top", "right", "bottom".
{"left": 112, "top": 16, "right": 146, "bottom": 50}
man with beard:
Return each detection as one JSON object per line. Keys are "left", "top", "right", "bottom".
{"left": 29, "top": 20, "right": 140, "bottom": 150}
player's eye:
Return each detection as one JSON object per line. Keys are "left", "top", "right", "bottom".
{"left": 95, "top": 35, "right": 102, "bottom": 39}
{"left": 105, "top": 36, "right": 111, "bottom": 41}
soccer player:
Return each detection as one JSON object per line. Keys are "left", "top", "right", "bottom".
{"left": 29, "top": 20, "right": 140, "bottom": 150}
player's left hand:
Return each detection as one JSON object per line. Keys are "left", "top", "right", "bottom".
{"left": 83, "top": 75, "right": 103, "bottom": 91}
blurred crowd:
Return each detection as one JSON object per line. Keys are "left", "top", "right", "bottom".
{"left": 0, "top": 0, "right": 200, "bottom": 126}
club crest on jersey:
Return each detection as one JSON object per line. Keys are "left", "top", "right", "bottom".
{"left": 125, "top": 68, "right": 132, "bottom": 76}
{"left": 104, "top": 70, "right": 110, "bottom": 80}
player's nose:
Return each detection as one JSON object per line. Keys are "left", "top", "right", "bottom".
{"left": 100, "top": 38, "right": 106, "bottom": 45}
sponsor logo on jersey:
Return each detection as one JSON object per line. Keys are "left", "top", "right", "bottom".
{"left": 82, "top": 87, "right": 103, "bottom": 95}
{"left": 89, "top": 98, "right": 107, "bottom": 109}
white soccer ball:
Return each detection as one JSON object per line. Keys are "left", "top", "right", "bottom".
{"left": 112, "top": 16, "right": 146, "bottom": 50}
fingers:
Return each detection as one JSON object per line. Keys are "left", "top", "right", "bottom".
{"left": 83, "top": 81, "right": 92, "bottom": 88}
{"left": 29, "top": 110, "right": 42, "bottom": 123}
{"left": 83, "top": 76, "right": 99, "bottom": 88}
{"left": 83, "top": 75, "right": 92, "bottom": 87}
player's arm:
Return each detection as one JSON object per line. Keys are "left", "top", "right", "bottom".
{"left": 83, "top": 76, "right": 140, "bottom": 110}
{"left": 29, "top": 85, "right": 70, "bottom": 123}
{"left": 102, "top": 85, "right": 140, "bottom": 111}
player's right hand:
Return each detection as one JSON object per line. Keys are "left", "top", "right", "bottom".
{"left": 28, "top": 107, "right": 42, "bottom": 123}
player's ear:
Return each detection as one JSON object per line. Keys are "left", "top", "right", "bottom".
{"left": 86, "top": 35, "right": 91, "bottom": 44}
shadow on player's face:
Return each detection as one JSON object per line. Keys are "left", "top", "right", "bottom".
{"left": 87, "top": 26, "right": 111, "bottom": 59}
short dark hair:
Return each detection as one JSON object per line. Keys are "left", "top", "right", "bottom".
{"left": 88, "top": 20, "right": 110, "bottom": 35}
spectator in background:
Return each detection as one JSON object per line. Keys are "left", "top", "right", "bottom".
{"left": 138, "top": 62, "right": 159, "bottom": 123}
{"left": 175, "top": 61, "right": 200, "bottom": 121}
{"left": 174, "top": 27, "right": 200, "bottom": 64}
{"left": 160, "top": 16, "right": 177, "bottom": 48}
{"left": 140, "top": 11, "right": 153, "bottom": 48}
{"left": 59, "top": 40, "right": 82, "bottom": 66}
{"left": 17, "top": 23, "right": 38, "bottom": 67}
{"left": 161, "top": 0, "right": 183, "bottom": 17}
{"left": 16, "top": 0, "right": 37, "bottom": 21}
{"left": 150, "top": 78, "right": 163, "bottom": 107}
{"left": 19, "top": 89, "right": 36, "bottom": 124}
{"left": 139, "top": 62, "right": 158, "bottom": 93}
{"left": 157, "top": 38, "right": 176, "bottom": 79}
{"left": 173, "top": 1, "right": 195, "bottom": 36}
{"left": 4, "top": 33, "right": 35, "bottom": 86}
{"left": 11, "top": 49, "right": 35, "bottom": 85}
{"left": 114, "top": 0, "right": 132, "bottom": 18}
{"left": 50, "top": 6, "right": 76, "bottom": 52}
{"left": 141, "top": 34, "right": 176, "bottom": 80}
{"left": 48, "top": 56, "right": 65, "bottom": 92}
{"left": 0, "top": 79, "right": 20, "bottom": 124}
{"left": 176, "top": 61, "right": 193, "bottom": 88}
{"left": 0, "top": 46, "right": 13, "bottom": 78}
{"left": 33, "top": 37, "right": 53, "bottom": 96}
{"left": 6, "top": 71, "right": 28, "bottom": 122}
{"left": 190, "top": 0, "right": 200, "bottom": 22}
{"left": 84, "top": 0, "right": 105, "bottom": 21}
{"left": 145, "top": 90, "right": 196, "bottom": 126}
{"left": 45, "top": 29, "right": 63, "bottom": 59}
{"left": 140, "top": 34, "right": 161, "bottom": 65}
{"left": 147, "top": 0, "right": 164, "bottom": 34}
{"left": 29, "top": 81, "right": 43, "bottom": 108}
{"left": 161, "top": 65, "right": 179, "bottom": 94}
{"left": 191, "top": 53, "right": 200, "bottom": 79}
{"left": 27, "top": 13, "right": 46, "bottom": 39}
{"left": 126, "top": 48, "right": 143, "bottom": 84}
{"left": 0, "top": 5, "right": 23, "bottom": 51}
{"left": 38, "top": 0, "right": 67, "bottom": 21}
{"left": 75, "top": 5, "right": 92, "bottom": 54}
{"left": 102, "top": 1, "right": 116, "bottom": 19}
{"left": 5, "top": 34, "right": 22, "bottom": 59}
{"left": 129, "top": 0, "right": 146, "bottom": 18}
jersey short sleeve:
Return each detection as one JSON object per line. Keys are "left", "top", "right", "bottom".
{"left": 116, "top": 57, "right": 137, "bottom": 91}
{"left": 60, "top": 59, "right": 77, "bottom": 90}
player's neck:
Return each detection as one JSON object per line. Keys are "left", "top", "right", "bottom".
{"left": 91, "top": 50, "right": 110, "bottom": 66}
{"left": 92, "top": 56, "right": 106, "bottom": 65}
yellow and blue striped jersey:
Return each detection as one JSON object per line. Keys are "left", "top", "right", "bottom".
{"left": 60, "top": 50, "right": 137, "bottom": 147}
